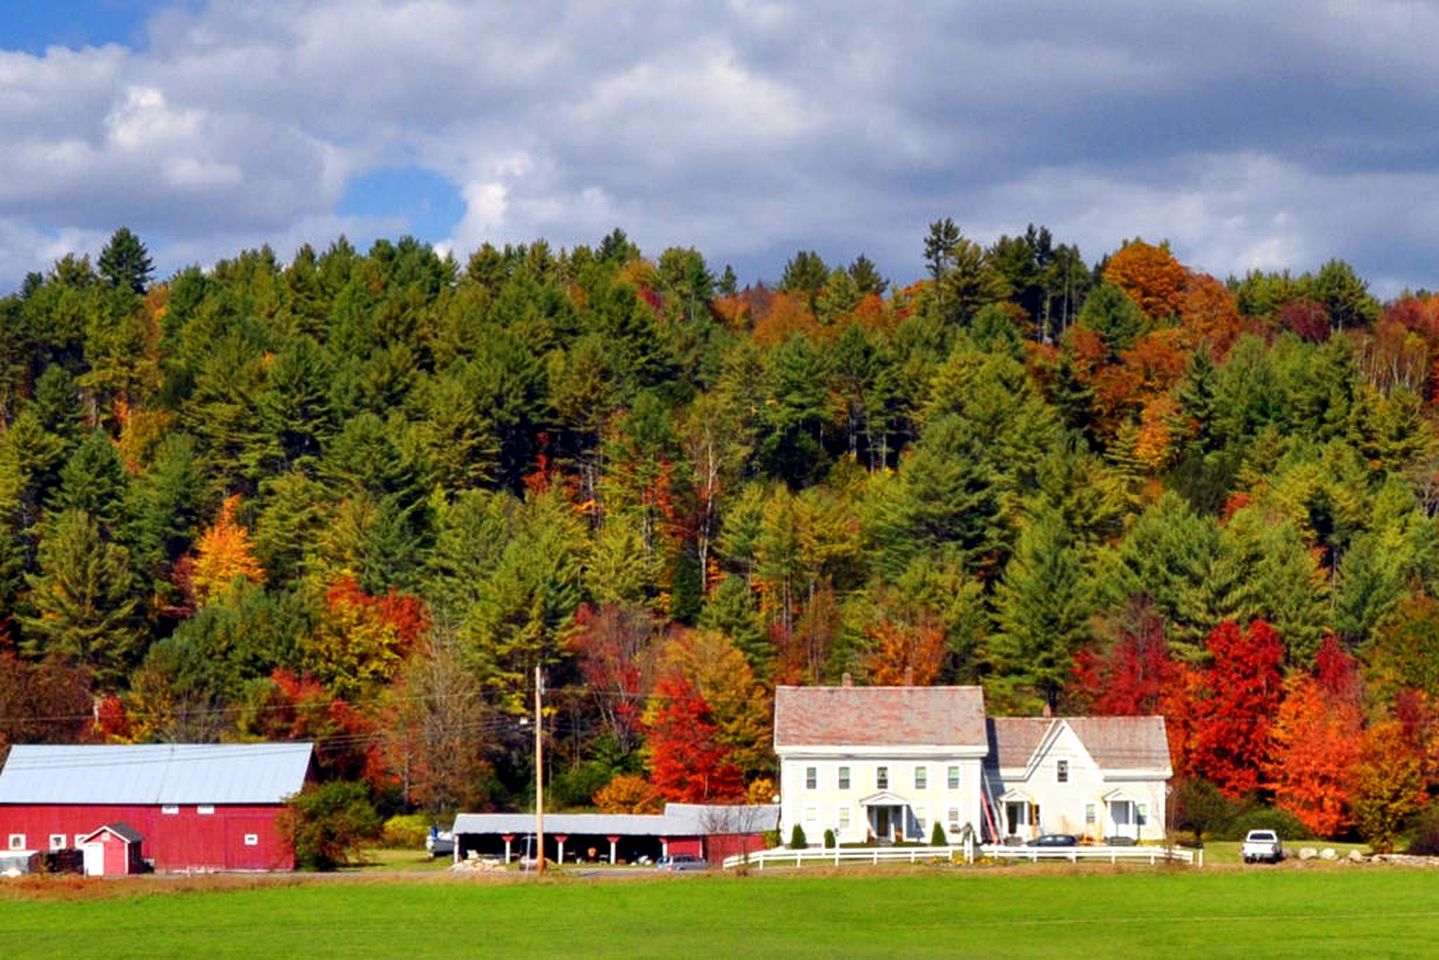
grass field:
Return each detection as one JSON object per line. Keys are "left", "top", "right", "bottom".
{"left": 3, "top": 867, "right": 1437, "bottom": 958}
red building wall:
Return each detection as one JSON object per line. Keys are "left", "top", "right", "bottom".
{"left": 0, "top": 804, "right": 294, "bottom": 871}
{"left": 704, "top": 832, "right": 769, "bottom": 863}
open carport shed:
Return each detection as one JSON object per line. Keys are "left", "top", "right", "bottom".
{"left": 452, "top": 804, "right": 777, "bottom": 865}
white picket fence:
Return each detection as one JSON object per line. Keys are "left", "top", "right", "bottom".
{"left": 722, "top": 843, "right": 1199, "bottom": 870}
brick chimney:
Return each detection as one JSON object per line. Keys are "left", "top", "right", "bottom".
{"left": 841, "top": 672, "right": 852, "bottom": 687}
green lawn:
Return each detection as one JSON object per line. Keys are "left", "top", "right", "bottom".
{"left": 3, "top": 868, "right": 1438, "bottom": 958}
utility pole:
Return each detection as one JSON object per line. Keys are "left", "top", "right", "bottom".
{"left": 534, "top": 663, "right": 545, "bottom": 876}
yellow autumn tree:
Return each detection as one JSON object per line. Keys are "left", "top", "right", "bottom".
{"left": 189, "top": 494, "right": 264, "bottom": 607}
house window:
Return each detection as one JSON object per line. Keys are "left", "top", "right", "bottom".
{"left": 197, "top": 805, "right": 215, "bottom": 815}
{"left": 838, "top": 806, "right": 851, "bottom": 829}
{"left": 161, "top": 805, "right": 179, "bottom": 815}
{"left": 876, "top": 766, "right": 889, "bottom": 790}
{"left": 1085, "top": 804, "right": 1096, "bottom": 825}
{"left": 838, "top": 766, "right": 851, "bottom": 790}
{"left": 914, "top": 766, "right": 927, "bottom": 789}
{"left": 8, "top": 834, "right": 25, "bottom": 850}
{"left": 916, "top": 806, "right": 927, "bottom": 831}
{"left": 805, "top": 767, "right": 817, "bottom": 790}
{"left": 243, "top": 834, "right": 259, "bottom": 847}
{"left": 1057, "top": 760, "right": 1069, "bottom": 783}
{"left": 49, "top": 834, "right": 66, "bottom": 851}
{"left": 1137, "top": 804, "right": 1148, "bottom": 827}
{"left": 804, "top": 807, "right": 818, "bottom": 823}
{"left": 947, "top": 765, "right": 960, "bottom": 789}
{"left": 947, "top": 808, "right": 961, "bottom": 831}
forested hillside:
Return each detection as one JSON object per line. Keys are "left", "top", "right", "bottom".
{"left": 2, "top": 222, "right": 1436, "bottom": 846}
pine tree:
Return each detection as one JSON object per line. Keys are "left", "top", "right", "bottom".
{"left": 53, "top": 431, "right": 129, "bottom": 532}
{"left": 20, "top": 509, "right": 145, "bottom": 688}
{"left": 988, "top": 507, "right": 1094, "bottom": 711}
{"left": 97, "top": 227, "right": 154, "bottom": 294}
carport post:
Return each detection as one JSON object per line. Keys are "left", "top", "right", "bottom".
{"left": 607, "top": 835, "right": 620, "bottom": 864}
{"left": 555, "top": 834, "right": 568, "bottom": 864}
{"left": 502, "top": 834, "right": 514, "bottom": 864}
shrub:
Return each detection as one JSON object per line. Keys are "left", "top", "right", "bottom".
{"left": 380, "top": 813, "right": 432, "bottom": 849}
{"left": 1221, "top": 805, "right": 1312, "bottom": 842}
{"left": 789, "top": 824, "right": 807, "bottom": 849}
{"left": 930, "top": 821, "right": 947, "bottom": 847}
{"left": 1405, "top": 806, "right": 1439, "bottom": 856}
{"left": 593, "top": 774, "right": 664, "bottom": 814}
{"left": 1173, "top": 778, "right": 1237, "bottom": 845}
{"left": 761, "top": 829, "right": 781, "bottom": 849}
{"left": 823, "top": 829, "right": 836, "bottom": 849}
{"left": 282, "top": 781, "right": 383, "bottom": 871}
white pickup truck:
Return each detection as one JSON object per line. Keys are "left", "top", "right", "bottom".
{"left": 1242, "top": 829, "right": 1283, "bottom": 863}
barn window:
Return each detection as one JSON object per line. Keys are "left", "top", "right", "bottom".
{"left": 8, "top": 834, "right": 24, "bottom": 850}
{"left": 1057, "top": 760, "right": 1069, "bottom": 783}
{"left": 244, "top": 834, "right": 259, "bottom": 847}
{"left": 49, "top": 834, "right": 66, "bottom": 851}
{"left": 197, "top": 805, "right": 215, "bottom": 815}
{"left": 161, "top": 805, "right": 179, "bottom": 815}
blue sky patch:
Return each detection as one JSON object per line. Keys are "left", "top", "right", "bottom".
{"left": 339, "top": 166, "right": 465, "bottom": 245}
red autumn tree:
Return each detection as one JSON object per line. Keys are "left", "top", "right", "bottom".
{"left": 1070, "top": 607, "right": 1173, "bottom": 716}
{"left": 1267, "top": 671, "right": 1362, "bottom": 838}
{"left": 237, "top": 668, "right": 382, "bottom": 785}
{"left": 1188, "top": 619, "right": 1285, "bottom": 799}
{"left": 297, "top": 577, "right": 429, "bottom": 698}
{"left": 569, "top": 603, "right": 656, "bottom": 754}
{"left": 642, "top": 674, "right": 745, "bottom": 803}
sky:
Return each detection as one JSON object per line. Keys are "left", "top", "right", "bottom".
{"left": 2, "top": 0, "right": 1438, "bottom": 296}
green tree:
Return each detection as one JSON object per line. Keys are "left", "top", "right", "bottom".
{"left": 282, "top": 780, "right": 383, "bottom": 870}
{"left": 97, "top": 227, "right": 154, "bottom": 294}
{"left": 988, "top": 506, "right": 1094, "bottom": 711}
{"left": 20, "top": 510, "right": 145, "bottom": 687}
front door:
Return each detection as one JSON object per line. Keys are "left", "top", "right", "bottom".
{"left": 1109, "top": 800, "right": 1134, "bottom": 839}
{"left": 1005, "top": 801, "right": 1037, "bottom": 837}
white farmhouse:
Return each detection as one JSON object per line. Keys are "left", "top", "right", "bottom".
{"left": 986, "top": 716, "right": 1172, "bottom": 843}
{"left": 774, "top": 684, "right": 989, "bottom": 845}
{"left": 774, "top": 682, "right": 1172, "bottom": 846}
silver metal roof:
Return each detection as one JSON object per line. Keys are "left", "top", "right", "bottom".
{"left": 452, "top": 803, "right": 778, "bottom": 838}
{"left": 0, "top": 743, "right": 314, "bottom": 805}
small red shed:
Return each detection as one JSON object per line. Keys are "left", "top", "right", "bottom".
{"left": 78, "top": 823, "right": 145, "bottom": 876}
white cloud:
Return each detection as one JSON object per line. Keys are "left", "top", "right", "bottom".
{"left": 1, "top": 1, "right": 1438, "bottom": 292}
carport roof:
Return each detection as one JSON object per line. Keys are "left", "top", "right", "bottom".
{"left": 452, "top": 803, "right": 778, "bottom": 838}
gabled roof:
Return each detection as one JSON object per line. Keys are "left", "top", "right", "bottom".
{"left": 774, "top": 686, "right": 987, "bottom": 749}
{"left": 0, "top": 743, "right": 314, "bottom": 805}
{"left": 79, "top": 822, "right": 144, "bottom": 844}
{"left": 986, "top": 717, "right": 1171, "bottom": 775}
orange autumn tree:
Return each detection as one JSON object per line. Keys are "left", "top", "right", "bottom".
{"left": 862, "top": 616, "right": 947, "bottom": 686}
{"left": 187, "top": 494, "right": 264, "bottom": 607}
{"left": 1266, "top": 638, "right": 1364, "bottom": 837}
{"left": 1103, "top": 240, "right": 1188, "bottom": 323}
{"left": 298, "top": 577, "right": 429, "bottom": 699}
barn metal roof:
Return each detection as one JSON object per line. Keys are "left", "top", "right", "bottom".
{"left": 0, "top": 743, "right": 314, "bottom": 805}
{"left": 452, "top": 803, "right": 779, "bottom": 838}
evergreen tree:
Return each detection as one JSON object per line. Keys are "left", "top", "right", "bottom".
{"left": 20, "top": 510, "right": 145, "bottom": 687}
{"left": 988, "top": 506, "right": 1094, "bottom": 711}
{"left": 97, "top": 227, "right": 154, "bottom": 294}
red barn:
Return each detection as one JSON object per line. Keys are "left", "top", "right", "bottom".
{"left": 0, "top": 743, "right": 313, "bottom": 872}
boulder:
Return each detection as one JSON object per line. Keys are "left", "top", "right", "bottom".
{"left": 1298, "top": 847, "right": 1318, "bottom": 861}
{"left": 1347, "top": 849, "right": 1366, "bottom": 863}
{"left": 1320, "top": 848, "right": 1337, "bottom": 861}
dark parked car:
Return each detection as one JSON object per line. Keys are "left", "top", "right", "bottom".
{"left": 1028, "top": 834, "right": 1079, "bottom": 847}
{"left": 655, "top": 854, "right": 709, "bottom": 872}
